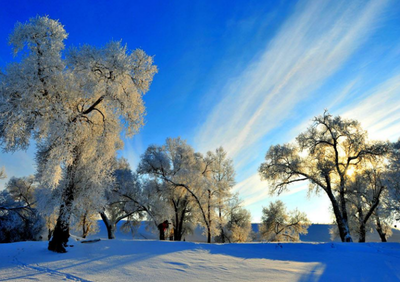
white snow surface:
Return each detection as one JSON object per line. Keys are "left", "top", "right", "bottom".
{"left": 1, "top": 238, "right": 400, "bottom": 281}
{"left": 1, "top": 221, "right": 400, "bottom": 281}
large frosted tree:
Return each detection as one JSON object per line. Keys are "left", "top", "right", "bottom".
{"left": 259, "top": 111, "right": 388, "bottom": 242}
{"left": 0, "top": 16, "right": 157, "bottom": 252}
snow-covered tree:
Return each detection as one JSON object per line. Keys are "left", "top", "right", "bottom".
{"left": 0, "top": 16, "right": 157, "bottom": 252}
{"left": 139, "top": 180, "right": 176, "bottom": 238}
{"left": 0, "top": 176, "right": 45, "bottom": 243}
{"left": 387, "top": 139, "right": 400, "bottom": 221}
{"left": 100, "top": 158, "right": 145, "bottom": 239}
{"left": 259, "top": 200, "right": 310, "bottom": 242}
{"left": 259, "top": 111, "right": 388, "bottom": 242}
{"left": 203, "top": 147, "right": 235, "bottom": 243}
{"left": 345, "top": 157, "right": 388, "bottom": 242}
{"left": 216, "top": 195, "right": 252, "bottom": 243}
{"left": 161, "top": 182, "right": 196, "bottom": 241}
{"left": 138, "top": 138, "right": 207, "bottom": 241}
{"left": 196, "top": 153, "right": 221, "bottom": 243}
{"left": 72, "top": 209, "right": 99, "bottom": 238}
{"left": 6, "top": 176, "right": 36, "bottom": 207}
{"left": 139, "top": 138, "right": 241, "bottom": 243}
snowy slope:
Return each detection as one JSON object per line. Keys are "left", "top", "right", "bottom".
{"left": 1, "top": 239, "right": 399, "bottom": 281}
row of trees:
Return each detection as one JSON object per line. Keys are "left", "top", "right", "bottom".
{"left": 76, "top": 138, "right": 253, "bottom": 244}
{"left": 3, "top": 115, "right": 397, "bottom": 244}
{"left": 259, "top": 111, "right": 400, "bottom": 243}
{"left": 0, "top": 139, "right": 253, "bottom": 245}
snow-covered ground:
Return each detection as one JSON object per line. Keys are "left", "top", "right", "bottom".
{"left": 1, "top": 238, "right": 400, "bottom": 281}
{"left": 1, "top": 221, "right": 400, "bottom": 281}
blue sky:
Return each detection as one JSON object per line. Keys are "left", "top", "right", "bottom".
{"left": 1, "top": 0, "right": 400, "bottom": 223}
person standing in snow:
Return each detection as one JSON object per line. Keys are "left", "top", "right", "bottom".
{"left": 158, "top": 220, "right": 169, "bottom": 240}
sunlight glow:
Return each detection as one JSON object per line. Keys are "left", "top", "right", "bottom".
{"left": 346, "top": 166, "right": 356, "bottom": 177}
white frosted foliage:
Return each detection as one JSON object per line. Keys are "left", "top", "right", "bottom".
{"left": 0, "top": 16, "right": 157, "bottom": 246}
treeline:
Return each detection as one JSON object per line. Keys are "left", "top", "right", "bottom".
{"left": 0, "top": 140, "right": 253, "bottom": 245}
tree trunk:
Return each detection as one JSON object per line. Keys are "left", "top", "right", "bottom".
{"left": 338, "top": 181, "right": 352, "bottom": 242}
{"left": 357, "top": 189, "right": 382, "bottom": 243}
{"left": 375, "top": 215, "right": 387, "bottom": 242}
{"left": 325, "top": 186, "right": 353, "bottom": 242}
{"left": 48, "top": 148, "right": 80, "bottom": 253}
{"left": 207, "top": 190, "right": 212, "bottom": 243}
{"left": 219, "top": 224, "right": 226, "bottom": 243}
{"left": 174, "top": 207, "right": 186, "bottom": 241}
{"left": 359, "top": 223, "right": 366, "bottom": 243}
{"left": 357, "top": 203, "right": 366, "bottom": 243}
{"left": 82, "top": 211, "right": 88, "bottom": 238}
{"left": 218, "top": 206, "right": 226, "bottom": 243}
{"left": 48, "top": 182, "right": 74, "bottom": 253}
{"left": 173, "top": 205, "right": 181, "bottom": 241}
{"left": 174, "top": 219, "right": 181, "bottom": 241}
{"left": 100, "top": 212, "right": 116, "bottom": 239}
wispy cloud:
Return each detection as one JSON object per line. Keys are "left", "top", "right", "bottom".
{"left": 234, "top": 69, "right": 400, "bottom": 219}
{"left": 195, "top": 0, "right": 389, "bottom": 165}
{"left": 233, "top": 174, "right": 308, "bottom": 207}
{"left": 234, "top": 70, "right": 400, "bottom": 214}
{"left": 341, "top": 74, "right": 400, "bottom": 141}
{"left": 195, "top": 0, "right": 394, "bottom": 217}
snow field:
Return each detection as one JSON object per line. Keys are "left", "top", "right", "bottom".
{"left": 0, "top": 239, "right": 399, "bottom": 281}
